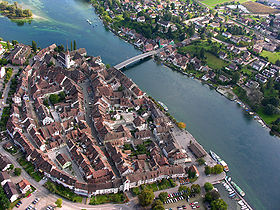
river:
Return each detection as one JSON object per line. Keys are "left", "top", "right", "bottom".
{"left": 1, "top": 0, "right": 280, "bottom": 209}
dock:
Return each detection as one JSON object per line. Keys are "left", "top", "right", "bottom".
{"left": 224, "top": 178, "right": 253, "bottom": 210}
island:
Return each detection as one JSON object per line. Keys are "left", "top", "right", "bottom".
{"left": 0, "top": 1, "right": 32, "bottom": 20}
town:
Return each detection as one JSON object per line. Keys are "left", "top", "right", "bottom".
{"left": 0, "top": 40, "right": 234, "bottom": 210}
{"left": 91, "top": 0, "right": 280, "bottom": 135}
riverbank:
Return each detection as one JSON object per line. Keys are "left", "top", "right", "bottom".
{"left": 89, "top": 3, "right": 275, "bottom": 138}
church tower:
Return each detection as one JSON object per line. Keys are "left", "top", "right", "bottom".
{"left": 65, "top": 50, "right": 70, "bottom": 69}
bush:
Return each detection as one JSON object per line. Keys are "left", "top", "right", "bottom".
{"left": 138, "top": 187, "right": 155, "bottom": 207}
{"left": 14, "top": 168, "right": 21, "bottom": 176}
{"left": 204, "top": 182, "right": 214, "bottom": 192}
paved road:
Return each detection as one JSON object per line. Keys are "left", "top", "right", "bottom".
{"left": 0, "top": 65, "right": 19, "bottom": 118}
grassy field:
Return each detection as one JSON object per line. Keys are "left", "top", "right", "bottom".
{"left": 257, "top": 107, "right": 280, "bottom": 125}
{"left": 201, "top": 0, "right": 254, "bottom": 7}
{"left": 205, "top": 52, "right": 228, "bottom": 69}
{"left": 242, "top": 1, "right": 279, "bottom": 14}
{"left": 261, "top": 50, "right": 280, "bottom": 64}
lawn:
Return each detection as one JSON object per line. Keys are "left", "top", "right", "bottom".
{"left": 257, "top": 107, "right": 280, "bottom": 125}
{"left": 89, "top": 193, "right": 127, "bottom": 205}
{"left": 45, "top": 181, "right": 83, "bottom": 203}
{"left": 205, "top": 52, "right": 228, "bottom": 70}
{"left": 201, "top": 0, "right": 254, "bottom": 7}
{"left": 17, "top": 157, "right": 43, "bottom": 182}
{"left": 240, "top": 66, "right": 254, "bottom": 76}
{"left": 131, "top": 178, "right": 176, "bottom": 196}
{"left": 261, "top": 50, "right": 280, "bottom": 64}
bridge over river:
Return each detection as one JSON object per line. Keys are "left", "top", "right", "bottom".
{"left": 114, "top": 49, "right": 162, "bottom": 70}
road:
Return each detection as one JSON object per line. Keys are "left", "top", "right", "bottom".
{"left": 0, "top": 65, "right": 19, "bottom": 118}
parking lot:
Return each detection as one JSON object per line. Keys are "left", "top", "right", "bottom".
{"left": 164, "top": 192, "right": 205, "bottom": 210}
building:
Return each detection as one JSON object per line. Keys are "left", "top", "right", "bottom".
{"left": 0, "top": 171, "right": 10, "bottom": 186}
{"left": 18, "top": 179, "right": 31, "bottom": 194}
{"left": 0, "top": 155, "right": 12, "bottom": 171}
{"left": 3, "top": 182, "right": 18, "bottom": 202}
{"left": 56, "top": 153, "right": 72, "bottom": 169}
{"left": 0, "top": 67, "right": 5, "bottom": 78}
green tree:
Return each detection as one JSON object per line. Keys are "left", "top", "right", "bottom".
{"left": 196, "top": 158, "right": 205, "bottom": 165}
{"left": 191, "top": 184, "right": 201, "bottom": 195}
{"left": 14, "top": 168, "right": 21, "bottom": 176}
{"left": 178, "top": 185, "right": 187, "bottom": 192}
{"left": 11, "top": 40, "right": 18, "bottom": 45}
{"left": 232, "top": 72, "right": 240, "bottom": 84}
{"left": 55, "top": 198, "right": 62, "bottom": 208}
{"left": 152, "top": 199, "right": 164, "bottom": 210}
{"left": 204, "top": 182, "right": 214, "bottom": 192}
{"left": 206, "top": 190, "right": 220, "bottom": 202}
{"left": 205, "top": 165, "right": 211, "bottom": 175}
{"left": 8, "top": 164, "right": 14, "bottom": 170}
{"left": 138, "top": 187, "right": 155, "bottom": 207}
{"left": 71, "top": 41, "right": 73, "bottom": 51}
{"left": 158, "top": 192, "right": 168, "bottom": 203}
{"left": 213, "top": 164, "right": 223, "bottom": 174}
{"left": 106, "top": 64, "right": 111, "bottom": 69}
{"left": 49, "top": 94, "right": 60, "bottom": 105}
{"left": 74, "top": 40, "right": 77, "bottom": 50}
{"left": 7, "top": 40, "right": 10, "bottom": 50}
{"left": 211, "top": 198, "right": 228, "bottom": 210}
{"left": 0, "top": 186, "right": 10, "bottom": 209}
{"left": 32, "top": 40, "right": 37, "bottom": 52}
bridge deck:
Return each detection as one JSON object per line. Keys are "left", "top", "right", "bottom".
{"left": 114, "top": 49, "right": 160, "bottom": 70}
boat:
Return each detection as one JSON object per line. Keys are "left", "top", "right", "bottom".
{"left": 231, "top": 181, "right": 245, "bottom": 197}
{"left": 86, "top": 19, "right": 92, "bottom": 25}
{"left": 158, "top": 101, "right": 168, "bottom": 111}
{"left": 209, "top": 150, "right": 229, "bottom": 172}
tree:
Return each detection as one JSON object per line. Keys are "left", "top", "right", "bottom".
{"left": 12, "top": 40, "right": 18, "bottom": 45}
{"left": 7, "top": 40, "right": 10, "bottom": 50}
{"left": 276, "top": 59, "right": 280, "bottom": 67}
{"left": 213, "top": 164, "right": 223, "bottom": 174}
{"left": 177, "top": 122, "right": 186, "bottom": 129}
{"left": 71, "top": 41, "right": 73, "bottom": 51}
{"left": 152, "top": 199, "right": 164, "bottom": 210}
{"left": 205, "top": 190, "right": 220, "bottom": 202}
{"left": 138, "top": 187, "right": 155, "bottom": 207}
{"left": 49, "top": 94, "right": 60, "bottom": 105}
{"left": 232, "top": 72, "right": 240, "bottom": 84}
{"left": 14, "top": 168, "right": 21, "bottom": 176}
{"left": 264, "top": 104, "right": 278, "bottom": 115}
{"left": 204, "top": 182, "right": 214, "bottom": 192}
{"left": 191, "top": 184, "right": 201, "bottom": 195}
{"left": 196, "top": 158, "right": 205, "bottom": 166}
{"left": 178, "top": 185, "right": 187, "bottom": 192}
{"left": 205, "top": 166, "right": 211, "bottom": 175}
{"left": 106, "top": 64, "right": 111, "bottom": 69}
{"left": 74, "top": 40, "right": 77, "bottom": 50}
{"left": 211, "top": 199, "right": 228, "bottom": 210}
{"left": 32, "top": 40, "right": 37, "bottom": 52}
{"left": 55, "top": 198, "right": 62, "bottom": 208}
{"left": 158, "top": 192, "right": 168, "bottom": 203}
{"left": 8, "top": 164, "right": 14, "bottom": 170}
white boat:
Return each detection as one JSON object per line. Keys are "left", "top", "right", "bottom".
{"left": 86, "top": 19, "right": 92, "bottom": 25}
{"left": 158, "top": 101, "right": 168, "bottom": 111}
{"left": 209, "top": 150, "right": 229, "bottom": 172}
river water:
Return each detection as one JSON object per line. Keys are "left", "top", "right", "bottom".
{"left": 1, "top": 0, "right": 280, "bottom": 209}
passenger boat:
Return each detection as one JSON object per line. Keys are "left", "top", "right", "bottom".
{"left": 158, "top": 101, "right": 168, "bottom": 111}
{"left": 209, "top": 150, "right": 229, "bottom": 172}
{"left": 231, "top": 181, "right": 245, "bottom": 197}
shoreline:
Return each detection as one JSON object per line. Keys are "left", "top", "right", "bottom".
{"left": 98, "top": 12, "right": 272, "bottom": 136}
